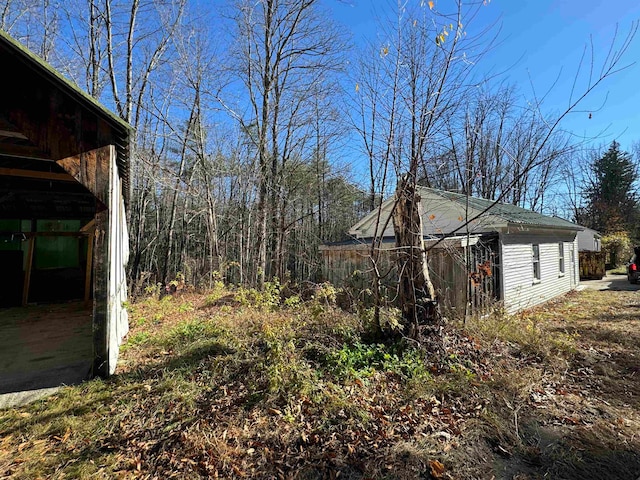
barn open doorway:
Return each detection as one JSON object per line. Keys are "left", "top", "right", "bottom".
{"left": 0, "top": 160, "right": 98, "bottom": 394}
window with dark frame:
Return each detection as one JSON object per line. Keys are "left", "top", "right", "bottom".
{"left": 532, "top": 244, "right": 541, "bottom": 281}
{"left": 559, "top": 242, "right": 565, "bottom": 274}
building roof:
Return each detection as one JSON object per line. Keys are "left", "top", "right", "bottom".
{"left": 0, "top": 31, "right": 131, "bottom": 132}
{"left": 349, "top": 186, "right": 582, "bottom": 239}
{"left": 0, "top": 30, "right": 133, "bottom": 200}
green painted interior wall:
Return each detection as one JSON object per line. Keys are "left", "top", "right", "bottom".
{"left": 35, "top": 220, "right": 81, "bottom": 269}
{"left": 0, "top": 219, "right": 84, "bottom": 270}
{"left": 0, "top": 220, "right": 22, "bottom": 251}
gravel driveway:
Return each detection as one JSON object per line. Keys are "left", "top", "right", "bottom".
{"left": 579, "top": 273, "right": 640, "bottom": 291}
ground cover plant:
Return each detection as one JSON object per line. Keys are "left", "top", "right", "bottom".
{"left": 1, "top": 287, "right": 639, "bottom": 479}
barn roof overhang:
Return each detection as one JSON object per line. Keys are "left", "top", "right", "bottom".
{"left": 0, "top": 30, "right": 133, "bottom": 206}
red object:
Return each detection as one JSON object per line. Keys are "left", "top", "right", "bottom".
{"left": 631, "top": 263, "right": 637, "bottom": 272}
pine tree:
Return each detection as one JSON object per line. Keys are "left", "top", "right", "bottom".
{"left": 579, "top": 141, "right": 639, "bottom": 234}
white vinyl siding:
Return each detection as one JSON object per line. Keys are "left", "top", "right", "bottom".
{"left": 501, "top": 234, "right": 578, "bottom": 314}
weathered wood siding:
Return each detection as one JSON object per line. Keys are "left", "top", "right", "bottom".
{"left": 320, "top": 237, "right": 500, "bottom": 315}
{"left": 501, "top": 233, "right": 579, "bottom": 314}
{"left": 579, "top": 251, "right": 605, "bottom": 280}
{"left": 318, "top": 243, "right": 382, "bottom": 289}
{"left": 427, "top": 247, "right": 468, "bottom": 313}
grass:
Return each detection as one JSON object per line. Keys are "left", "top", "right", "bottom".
{"left": 1, "top": 287, "right": 640, "bottom": 479}
{"left": 608, "top": 265, "right": 627, "bottom": 275}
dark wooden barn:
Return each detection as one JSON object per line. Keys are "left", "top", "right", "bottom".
{"left": 0, "top": 31, "right": 131, "bottom": 399}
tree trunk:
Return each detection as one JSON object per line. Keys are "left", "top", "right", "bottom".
{"left": 392, "top": 176, "right": 439, "bottom": 340}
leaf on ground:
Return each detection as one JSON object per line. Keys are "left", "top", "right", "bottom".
{"left": 428, "top": 459, "right": 445, "bottom": 478}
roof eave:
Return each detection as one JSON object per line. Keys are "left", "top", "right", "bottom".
{"left": 1, "top": 30, "right": 133, "bottom": 205}
{"left": 502, "top": 222, "right": 583, "bottom": 233}
{"left": 0, "top": 30, "right": 132, "bottom": 134}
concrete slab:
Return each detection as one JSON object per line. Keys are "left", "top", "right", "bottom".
{"left": 0, "top": 386, "right": 59, "bottom": 409}
{"left": 0, "top": 302, "right": 92, "bottom": 408}
{"left": 579, "top": 273, "right": 640, "bottom": 292}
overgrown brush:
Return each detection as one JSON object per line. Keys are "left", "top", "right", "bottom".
{"left": 463, "top": 306, "right": 577, "bottom": 361}
{"left": 7, "top": 286, "right": 634, "bottom": 479}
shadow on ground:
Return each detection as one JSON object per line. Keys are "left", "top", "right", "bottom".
{"left": 581, "top": 273, "right": 640, "bottom": 292}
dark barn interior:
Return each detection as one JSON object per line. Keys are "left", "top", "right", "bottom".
{"left": 0, "top": 160, "right": 96, "bottom": 394}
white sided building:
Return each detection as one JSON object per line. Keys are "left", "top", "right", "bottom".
{"left": 321, "top": 187, "right": 581, "bottom": 315}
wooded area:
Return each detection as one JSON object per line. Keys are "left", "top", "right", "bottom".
{"left": 2, "top": 0, "right": 637, "bottom": 302}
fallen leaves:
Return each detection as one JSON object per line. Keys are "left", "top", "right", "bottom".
{"left": 52, "top": 427, "right": 72, "bottom": 443}
{"left": 3, "top": 290, "right": 640, "bottom": 479}
{"left": 428, "top": 459, "right": 445, "bottom": 478}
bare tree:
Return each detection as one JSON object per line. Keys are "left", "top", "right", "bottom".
{"left": 353, "top": 0, "right": 493, "bottom": 339}
{"left": 230, "top": 0, "right": 346, "bottom": 286}
{"left": 1, "top": 0, "right": 58, "bottom": 60}
{"left": 354, "top": 0, "right": 637, "bottom": 345}
{"left": 433, "top": 84, "right": 573, "bottom": 213}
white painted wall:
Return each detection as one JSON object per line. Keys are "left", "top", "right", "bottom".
{"left": 576, "top": 228, "right": 601, "bottom": 252}
{"left": 500, "top": 232, "right": 579, "bottom": 314}
{"left": 107, "top": 148, "right": 129, "bottom": 375}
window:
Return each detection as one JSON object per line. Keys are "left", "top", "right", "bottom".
{"left": 558, "top": 242, "right": 565, "bottom": 275}
{"left": 532, "top": 244, "right": 541, "bottom": 282}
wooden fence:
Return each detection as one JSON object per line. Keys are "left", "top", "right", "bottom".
{"left": 319, "top": 235, "right": 500, "bottom": 316}
{"left": 579, "top": 251, "right": 605, "bottom": 280}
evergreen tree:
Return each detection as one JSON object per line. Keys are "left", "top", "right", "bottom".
{"left": 578, "top": 141, "right": 639, "bottom": 234}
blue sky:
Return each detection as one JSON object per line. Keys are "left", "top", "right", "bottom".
{"left": 331, "top": 0, "right": 640, "bottom": 152}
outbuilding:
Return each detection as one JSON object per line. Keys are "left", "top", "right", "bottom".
{"left": 320, "top": 187, "right": 581, "bottom": 315}
{"left": 576, "top": 226, "right": 605, "bottom": 279}
{"left": 0, "top": 32, "right": 130, "bottom": 398}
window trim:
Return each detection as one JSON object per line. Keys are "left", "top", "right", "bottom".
{"left": 558, "top": 242, "right": 565, "bottom": 276}
{"left": 532, "top": 244, "right": 541, "bottom": 283}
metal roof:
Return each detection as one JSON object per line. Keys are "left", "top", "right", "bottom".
{"left": 349, "top": 186, "right": 581, "bottom": 239}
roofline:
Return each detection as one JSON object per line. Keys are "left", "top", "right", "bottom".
{"left": 325, "top": 231, "right": 497, "bottom": 244}
{"left": 0, "top": 30, "right": 133, "bottom": 134}
{"left": 349, "top": 186, "right": 583, "bottom": 238}
{"left": 502, "top": 221, "right": 583, "bottom": 233}
{"left": 577, "top": 226, "right": 602, "bottom": 237}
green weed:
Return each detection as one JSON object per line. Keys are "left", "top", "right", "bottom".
{"left": 124, "top": 331, "right": 151, "bottom": 349}
{"left": 203, "top": 281, "right": 227, "bottom": 306}
{"left": 163, "top": 319, "right": 222, "bottom": 348}
{"left": 329, "top": 341, "right": 430, "bottom": 382}
{"left": 259, "top": 321, "right": 314, "bottom": 399}
{"left": 236, "top": 279, "right": 282, "bottom": 310}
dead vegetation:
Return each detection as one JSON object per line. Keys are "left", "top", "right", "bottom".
{"left": 1, "top": 287, "right": 639, "bottom": 479}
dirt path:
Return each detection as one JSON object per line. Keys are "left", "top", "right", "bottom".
{"left": 495, "top": 289, "right": 640, "bottom": 479}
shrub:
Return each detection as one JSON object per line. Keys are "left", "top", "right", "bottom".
{"left": 236, "top": 279, "right": 282, "bottom": 310}
{"left": 203, "top": 281, "right": 227, "bottom": 306}
{"left": 602, "top": 231, "right": 633, "bottom": 267}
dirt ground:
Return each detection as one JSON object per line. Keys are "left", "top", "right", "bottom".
{"left": 490, "top": 288, "right": 640, "bottom": 480}
{"left": 0, "top": 302, "right": 92, "bottom": 409}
